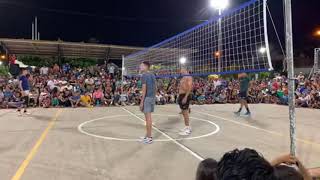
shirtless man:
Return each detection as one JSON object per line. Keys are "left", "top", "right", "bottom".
{"left": 178, "top": 68, "right": 193, "bottom": 136}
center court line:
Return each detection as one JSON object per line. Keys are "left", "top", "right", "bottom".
{"left": 11, "top": 109, "right": 63, "bottom": 180}
{"left": 194, "top": 109, "right": 320, "bottom": 148}
{"left": 121, "top": 107, "right": 205, "bottom": 161}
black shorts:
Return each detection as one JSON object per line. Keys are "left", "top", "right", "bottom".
{"left": 239, "top": 92, "right": 248, "bottom": 100}
{"left": 178, "top": 94, "right": 191, "bottom": 110}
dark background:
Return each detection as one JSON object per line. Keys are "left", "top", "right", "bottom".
{"left": 0, "top": 0, "right": 319, "bottom": 65}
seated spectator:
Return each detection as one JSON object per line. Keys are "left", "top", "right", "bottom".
{"left": 92, "top": 87, "right": 104, "bottom": 106}
{"left": 271, "top": 154, "right": 312, "bottom": 180}
{"left": 39, "top": 88, "right": 51, "bottom": 108}
{"left": 196, "top": 158, "right": 218, "bottom": 180}
{"left": 217, "top": 148, "right": 276, "bottom": 180}
{"left": 7, "top": 91, "right": 24, "bottom": 110}
{"left": 80, "top": 92, "right": 92, "bottom": 107}
{"left": 104, "top": 92, "right": 113, "bottom": 106}
{"left": 59, "top": 90, "right": 71, "bottom": 107}
{"left": 119, "top": 90, "right": 128, "bottom": 106}
{"left": 69, "top": 91, "right": 81, "bottom": 108}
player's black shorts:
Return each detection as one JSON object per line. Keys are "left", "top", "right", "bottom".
{"left": 178, "top": 94, "right": 191, "bottom": 110}
{"left": 239, "top": 91, "right": 248, "bottom": 100}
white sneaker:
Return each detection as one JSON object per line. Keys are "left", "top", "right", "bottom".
{"left": 140, "top": 137, "right": 153, "bottom": 144}
{"left": 179, "top": 127, "right": 192, "bottom": 136}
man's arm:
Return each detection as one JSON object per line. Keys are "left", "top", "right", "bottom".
{"left": 140, "top": 84, "right": 146, "bottom": 111}
{"left": 270, "top": 154, "right": 312, "bottom": 180}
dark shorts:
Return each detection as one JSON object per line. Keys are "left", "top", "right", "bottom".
{"left": 178, "top": 94, "right": 191, "bottom": 110}
{"left": 239, "top": 91, "right": 248, "bottom": 100}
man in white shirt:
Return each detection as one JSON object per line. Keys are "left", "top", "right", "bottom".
{"left": 40, "top": 66, "right": 49, "bottom": 75}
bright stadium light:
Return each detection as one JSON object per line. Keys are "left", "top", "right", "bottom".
{"left": 209, "top": 0, "right": 229, "bottom": 10}
{"left": 259, "top": 47, "right": 267, "bottom": 54}
{"left": 0, "top": 61, "right": 2, "bottom": 65}
{"left": 179, "top": 57, "right": 187, "bottom": 64}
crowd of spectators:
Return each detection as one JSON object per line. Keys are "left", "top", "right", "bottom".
{"left": 0, "top": 64, "right": 319, "bottom": 109}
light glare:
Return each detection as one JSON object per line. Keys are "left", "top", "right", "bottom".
{"left": 210, "top": 0, "right": 229, "bottom": 10}
{"left": 180, "top": 57, "right": 187, "bottom": 64}
{"left": 259, "top": 47, "right": 267, "bottom": 54}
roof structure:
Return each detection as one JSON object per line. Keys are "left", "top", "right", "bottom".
{"left": 0, "top": 38, "right": 144, "bottom": 60}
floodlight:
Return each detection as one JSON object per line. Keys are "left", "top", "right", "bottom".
{"left": 259, "top": 47, "right": 267, "bottom": 54}
{"left": 179, "top": 57, "right": 187, "bottom": 64}
{"left": 209, "top": 0, "right": 229, "bottom": 10}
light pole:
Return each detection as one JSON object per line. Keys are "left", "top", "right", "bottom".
{"left": 210, "top": 0, "right": 229, "bottom": 73}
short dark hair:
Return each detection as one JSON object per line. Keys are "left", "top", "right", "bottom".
{"left": 142, "top": 61, "right": 151, "bottom": 68}
{"left": 196, "top": 158, "right": 218, "bottom": 180}
{"left": 274, "top": 165, "right": 303, "bottom": 180}
{"left": 218, "top": 148, "right": 276, "bottom": 180}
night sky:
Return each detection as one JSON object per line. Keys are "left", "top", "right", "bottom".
{"left": 0, "top": 0, "right": 319, "bottom": 53}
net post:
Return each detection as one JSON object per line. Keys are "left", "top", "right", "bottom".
{"left": 218, "top": 9, "right": 222, "bottom": 73}
{"left": 121, "top": 55, "right": 125, "bottom": 84}
{"left": 284, "top": 0, "right": 296, "bottom": 156}
{"left": 263, "top": 0, "right": 273, "bottom": 71}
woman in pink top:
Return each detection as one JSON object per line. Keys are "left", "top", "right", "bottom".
{"left": 93, "top": 87, "right": 104, "bottom": 106}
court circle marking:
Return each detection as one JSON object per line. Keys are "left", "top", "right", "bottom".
{"left": 78, "top": 114, "right": 220, "bottom": 142}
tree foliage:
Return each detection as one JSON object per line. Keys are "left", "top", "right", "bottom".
{"left": 18, "top": 56, "right": 98, "bottom": 68}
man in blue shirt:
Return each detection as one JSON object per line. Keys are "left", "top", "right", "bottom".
{"left": 19, "top": 69, "right": 30, "bottom": 115}
{"left": 139, "top": 61, "right": 156, "bottom": 144}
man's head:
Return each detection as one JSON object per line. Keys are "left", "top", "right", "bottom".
{"left": 238, "top": 73, "right": 247, "bottom": 79}
{"left": 140, "top": 61, "right": 151, "bottom": 73}
{"left": 218, "top": 148, "right": 276, "bottom": 180}
{"left": 22, "top": 69, "right": 28, "bottom": 75}
{"left": 196, "top": 158, "right": 218, "bottom": 180}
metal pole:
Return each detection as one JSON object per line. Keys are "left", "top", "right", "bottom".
{"left": 218, "top": 9, "right": 222, "bottom": 73}
{"left": 121, "top": 55, "right": 125, "bottom": 83}
{"left": 32, "top": 23, "right": 35, "bottom": 40}
{"left": 38, "top": 32, "right": 40, "bottom": 40}
{"left": 315, "top": 48, "right": 319, "bottom": 72}
{"left": 284, "top": 0, "right": 296, "bottom": 156}
{"left": 35, "top": 17, "right": 38, "bottom": 40}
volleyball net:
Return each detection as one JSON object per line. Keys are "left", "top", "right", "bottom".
{"left": 123, "top": 0, "right": 273, "bottom": 78}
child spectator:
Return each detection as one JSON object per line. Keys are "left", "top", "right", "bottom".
{"left": 80, "top": 92, "right": 93, "bottom": 107}
{"left": 69, "top": 91, "right": 81, "bottom": 108}
{"left": 92, "top": 87, "right": 104, "bottom": 106}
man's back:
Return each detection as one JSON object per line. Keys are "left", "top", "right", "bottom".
{"left": 142, "top": 72, "right": 156, "bottom": 98}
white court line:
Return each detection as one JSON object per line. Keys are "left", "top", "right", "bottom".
{"left": 77, "top": 114, "right": 220, "bottom": 142}
{"left": 121, "top": 107, "right": 205, "bottom": 161}
{"left": 193, "top": 109, "right": 320, "bottom": 147}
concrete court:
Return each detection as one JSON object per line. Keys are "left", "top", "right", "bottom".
{"left": 0, "top": 104, "right": 319, "bottom": 180}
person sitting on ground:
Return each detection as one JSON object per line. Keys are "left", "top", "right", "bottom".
{"left": 69, "top": 91, "right": 81, "bottom": 108}
{"left": 271, "top": 154, "right": 312, "bottom": 180}
{"left": 92, "top": 87, "right": 104, "bottom": 106}
{"left": 196, "top": 158, "right": 218, "bottom": 180}
{"left": 217, "top": 148, "right": 276, "bottom": 180}
{"left": 39, "top": 88, "right": 51, "bottom": 108}
{"left": 119, "top": 90, "right": 128, "bottom": 106}
{"left": 80, "top": 92, "right": 92, "bottom": 107}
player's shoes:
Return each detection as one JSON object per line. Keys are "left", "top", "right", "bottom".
{"left": 18, "top": 110, "right": 23, "bottom": 116}
{"left": 243, "top": 112, "right": 251, "bottom": 116}
{"left": 234, "top": 111, "right": 240, "bottom": 116}
{"left": 179, "top": 127, "right": 192, "bottom": 136}
{"left": 23, "top": 111, "right": 31, "bottom": 115}
{"left": 140, "top": 137, "right": 153, "bottom": 144}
